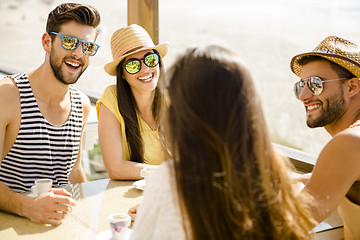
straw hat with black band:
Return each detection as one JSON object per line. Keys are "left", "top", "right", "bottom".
{"left": 104, "top": 24, "right": 169, "bottom": 76}
{"left": 290, "top": 36, "right": 360, "bottom": 78}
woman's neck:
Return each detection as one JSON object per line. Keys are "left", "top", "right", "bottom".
{"left": 132, "top": 89, "right": 155, "bottom": 114}
{"left": 131, "top": 88, "right": 158, "bottom": 130}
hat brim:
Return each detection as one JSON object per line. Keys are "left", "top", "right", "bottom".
{"left": 104, "top": 42, "right": 169, "bottom": 76}
{"left": 290, "top": 52, "right": 360, "bottom": 79}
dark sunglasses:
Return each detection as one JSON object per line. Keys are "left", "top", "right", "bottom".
{"left": 123, "top": 52, "right": 160, "bottom": 74}
{"left": 294, "top": 76, "right": 347, "bottom": 99}
{"left": 50, "top": 32, "right": 100, "bottom": 56}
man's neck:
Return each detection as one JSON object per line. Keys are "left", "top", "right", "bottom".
{"left": 26, "top": 64, "right": 73, "bottom": 126}
{"left": 325, "top": 106, "right": 360, "bottom": 137}
{"left": 27, "top": 64, "right": 70, "bottom": 104}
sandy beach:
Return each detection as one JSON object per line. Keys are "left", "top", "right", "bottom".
{"left": 1, "top": 0, "right": 360, "bottom": 155}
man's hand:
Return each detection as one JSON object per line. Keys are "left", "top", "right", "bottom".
{"left": 21, "top": 188, "right": 76, "bottom": 225}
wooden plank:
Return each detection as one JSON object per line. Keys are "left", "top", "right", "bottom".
{"left": 273, "top": 143, "right": 317, "bottom": 173}
{"left": 127, "top": 0, "right": 159, "bottom": 44}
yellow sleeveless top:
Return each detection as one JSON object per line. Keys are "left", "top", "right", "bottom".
{"left": 337, "top": 197, "right": 360, "bottom": 240}
{"left": 96, "top": 85, "right": 165, "bottom": 165}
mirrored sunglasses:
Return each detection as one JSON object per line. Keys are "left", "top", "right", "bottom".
{"left": 293, "top": 76, "right": 347, "bottom": 99}
{"left": 50, "top": 32, "right": 100, "bottom": 56}
{"left": 123, "top": 52, "right": 160, "bottom": 74}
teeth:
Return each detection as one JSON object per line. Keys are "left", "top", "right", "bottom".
{"left": 65, "top": 61, "right": 80, "bottom": 67}
{"left": 307, "top": 104, "right": 320, "bottom": 111}
{"left": 139, "top": 73, "right": 153, "bottom": 81}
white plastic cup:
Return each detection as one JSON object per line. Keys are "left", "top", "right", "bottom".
{"left": 108, "top": 213, "right": 131, "bottom": 240}
{"left": 31, "top": 179, "right": 52, "bottom": 196}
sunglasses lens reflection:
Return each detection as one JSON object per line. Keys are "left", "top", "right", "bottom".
{"left": 125, "top": 60, "right": 141, "bottom": 74}
{"left": 62, "top": 36, "right": 79, "bottom": 50}
{"left": 294, "top": 77, "right": 325, "bottom": 99}
{"left": 144, "top": 53, "right": 159, "bottom": 67}
{"left": 294, "top": 82, "right": 301, "bottom": 99}
{"left": 309, "top": 77, "right": 323, "bottom": 95}
{"left": 83, "top": 42, "right": 98, "bottom": 56}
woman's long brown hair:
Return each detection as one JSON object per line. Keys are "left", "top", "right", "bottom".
{"left": 164, "top": 46, "right": 316, "bottom": 239}
{"left": 116, "top": 50, "right": 165, "bottom": 163}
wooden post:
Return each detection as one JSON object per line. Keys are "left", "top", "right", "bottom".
{"left": 127, "top": 0, "right": 159, "bottom": 44}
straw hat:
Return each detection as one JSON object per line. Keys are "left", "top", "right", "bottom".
{"left": 104, "top": 24, "right": 169, "bottom": 76}
{"left": 290, "top": 36, "right": 360, "bottom": 78}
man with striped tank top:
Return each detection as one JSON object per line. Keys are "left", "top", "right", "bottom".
{"left": 0, "top": 3, "right": 100, "bottom": 225}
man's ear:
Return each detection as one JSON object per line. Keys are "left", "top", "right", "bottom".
{"left": 346, "top": 77, "right": 360, "bottom": 97}
{"left": 42, "top": 32, "right": 52, "bottom": 53}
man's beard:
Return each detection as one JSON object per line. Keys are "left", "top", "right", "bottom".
{"left": 49, "top": 51, "right": 86, "bottom": 85}
{"left": 307, "top": 90, "right": 346, "bottom": 128}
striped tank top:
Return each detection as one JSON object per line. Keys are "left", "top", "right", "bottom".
{"left": 0, "top": 72, "right": 83, "bottom": 193}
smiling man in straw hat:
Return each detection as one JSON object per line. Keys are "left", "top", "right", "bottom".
{"left": 290, "top": 36, "right": 360, "bottom": 238}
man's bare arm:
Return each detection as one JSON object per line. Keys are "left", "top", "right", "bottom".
{"left": 304, "top": 132, "right": 360, "bottom": 222}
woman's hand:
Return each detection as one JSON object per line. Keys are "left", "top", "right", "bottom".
{"left": 128, "top": 203, "right": 140, "bottom": 225}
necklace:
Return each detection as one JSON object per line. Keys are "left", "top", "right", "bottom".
{"left": 138, "top": 113, "right": 157, "bottom": 131}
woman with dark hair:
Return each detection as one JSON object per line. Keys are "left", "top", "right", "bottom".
{"left": 96, "top": 24, "right": 168, "bottom": 179}
{"left": 130, "top": 45, "right": 316, "bottom": 239}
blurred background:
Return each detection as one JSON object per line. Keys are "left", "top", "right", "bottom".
{"left": 1, "top": 0, "right": 360, "bottom": 157}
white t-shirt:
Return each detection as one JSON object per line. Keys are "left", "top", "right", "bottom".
{"left": 130, "top": 162, "right": 187, "bottom": 240}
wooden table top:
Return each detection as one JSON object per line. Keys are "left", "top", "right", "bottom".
{"left": 0, "top": 179, "right": 143, "bottom": 239}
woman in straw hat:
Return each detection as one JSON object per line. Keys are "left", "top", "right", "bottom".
{"left": 130, "top": 45, "right": 316, "bottom": 239}
{"left": 96, "top": 24, "right": 169, "bottom": 179}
